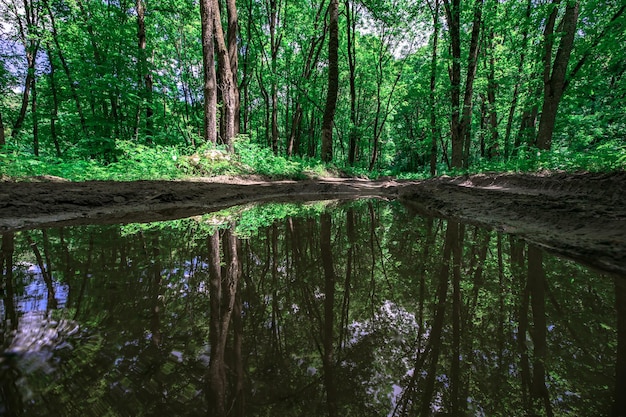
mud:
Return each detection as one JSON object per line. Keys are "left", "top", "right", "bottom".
{"left": 1, "top": 172, "right": 625, "bottom": 275}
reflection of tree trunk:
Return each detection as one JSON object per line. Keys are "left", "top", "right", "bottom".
{"left": 528, "top": 245, "right": 553, "bottom": 416}
{"left": 73, "top": 235, "right": 94, "bottom": 320}
{"left": 1, "top": 233, "right": 17, "bottom": 331}
{"left": 320, "top": 213, "right": 338, "bottom": 417}
{"left": 419, "top": 221, "right": 455, "bottom": 417}
{"left": 340, "top": 208, "right": 355, "bottom": 347}
{"left": 450, "top": 222, "right": 463, "bottom": 414}
{"left": 25, "top": 232, "right": 57, "bottom": 310}
{"left": 511, "top": 238, "right": 531, "bottom": 409}
{"left": 207, "top": 227, "right": 241, "bottom": 417}
{"left": 149, "top": 237, "right": 162, "bottom": 348}
{"left": 613, "top": 277, "right": 626, "bottom": 416}
{"left": 208, "top": 231, "right": 226, "bottom": 416}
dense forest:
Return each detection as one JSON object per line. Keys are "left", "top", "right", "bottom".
{"left": 0, "top": 0, "right": 625, "bottom": 178}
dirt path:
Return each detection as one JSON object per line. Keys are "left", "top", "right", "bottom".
{"left": 1, "top": 172, "right": 625, "bottom": 275}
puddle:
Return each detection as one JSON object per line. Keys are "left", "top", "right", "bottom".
{"left": 0, "top": 200, "right": 623, "bottom": 416}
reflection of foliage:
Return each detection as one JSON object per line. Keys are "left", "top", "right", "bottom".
{"left": 0, "top": 201, "right": 618, "bottom": 416}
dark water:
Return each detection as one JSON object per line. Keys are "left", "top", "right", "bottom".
{"left": 0, "top": 200, "right": 624, "bottom": 417}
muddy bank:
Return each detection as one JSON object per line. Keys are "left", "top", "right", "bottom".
{"left": 398, "top": 171, "right": 626, "bottom": 275}
{"left": 1, "top": 172, "right": 625, "bottom": 274}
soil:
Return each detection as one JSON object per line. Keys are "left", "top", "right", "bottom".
{"left": 1, "top": 172, "right": 625, "bottom": 275}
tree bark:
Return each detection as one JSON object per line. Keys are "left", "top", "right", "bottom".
{"left": 460, "top": 0, "right": 483, "bottom": 168}
{"left": 429, "top": 0, "right": 439, "bottom": 176}
{"left": 0, "top": 111, "right": 5, "bottom": 146}
{"left": 200, "top": 0, "right": 218, "bottom": 144}
{"left": 212, "top": 0, "right": 238, "bottom": 149}
{"left": 321, "top": 0, "right": 339, "bottom": 162}
{"left": 136, "top": 0, "right": 154, "bottom": 142}
{"left": 346, "top": 0, "right": 358, "bottom": 165}
{"left": 226, "top": 0, "right": 240, "bottom": 134}
{"left": 503, "top": 0, "right": 531, "bottom": 158}
{"left": 46, "top": 44, "right": 61, "bottom": 156}
{"left": 536, "top": 0, "right": 579, "bottom": 150}
{"left": 43, "top": 0, "right": 86, "bottom": 133}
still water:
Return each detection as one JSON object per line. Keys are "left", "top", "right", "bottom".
{"left": 0, "top": 200, "right": 623, "bottom": 416}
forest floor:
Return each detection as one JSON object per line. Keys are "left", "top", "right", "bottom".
{"left": 0, "top": 171, "right": 624, "bottom": 275}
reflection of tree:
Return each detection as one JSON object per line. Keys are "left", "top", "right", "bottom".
{"left": 528, "top": 245, "right": 553, "bottom": 416}
{"left": 614, "top": 277, "right": 626, "bottom": 416}
{"left": 0, "top": 202, "right": 620, "bottom": 416}
{"left": 25, "top": 231, "right": 57, "bottom": 310}
{"left": 321, "top": 213, "right": 338, "bottom": 417}
{"left": 0, "top": 232, "right": 24, "bottom": 414}
{"left": 207, "top": 225, "right": 242, "bottom": 417}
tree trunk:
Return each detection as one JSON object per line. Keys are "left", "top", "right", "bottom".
{"left": 31, "top": 74, "right": 38, "bottom": 156}
{"left": 503, "top": 0, "right": 531, "bottom": 158}
{"left": 212, "top": 0, "right": 238, "bottom": 149}
{"left": 226, "top": 0, "right": 240, "bottom": 134}
{"left": 460, "top": 0, "right": 483, "bottom": 168}
{"left": 321, "top": 0, "right": 339, "bottom": 163}
{"left": 136, "top": 0, "right": 153, "bottom": 142}
{"left": 0, "top": 111, "right": 5, "bottom": 146}
{"left": 536, "top": 0, "right": 579, "bottom": 150}
{"left": 346, "top": 0, "right": 358, "bottom": 165}
{"left": 429, "top": 0, "right": 439, "bottom": 176}
{"left": 443, "top": 0, "right": 462, "bottom": 168}
{"left": 44, "top": 0, "right": 86, "bottom": 133}
{"left": 200, "top": 0, "right": 218, "bottom": 144}
{"left": 46, "top": 44, "right": 61, "bottom": 157}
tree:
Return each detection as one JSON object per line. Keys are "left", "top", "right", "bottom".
{"left": 536, "top": 0, "right": 579, "bottom": 150}
{"left": 212, "top": 0, "right": 238, "bottom": 149}
{"left": 200, "top": 0, "right": 217, "bottom": 144}
{"left": 321, "top": 0, "right": 339, "bottom": 162}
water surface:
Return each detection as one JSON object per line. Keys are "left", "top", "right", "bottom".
{"left": 0, "top": 200, "right": 623, "bottom": 416}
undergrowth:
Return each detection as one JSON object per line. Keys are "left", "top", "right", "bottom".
{"left": 1, "top": 137, "right": 624, "bottom": 181}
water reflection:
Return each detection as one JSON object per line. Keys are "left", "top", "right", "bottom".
{"left": 0, "top": 201, "right": 623, "bottom": 416}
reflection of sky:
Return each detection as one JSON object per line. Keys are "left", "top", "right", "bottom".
{"left": 16, "top": 263, "right": 70, "bottom": 313}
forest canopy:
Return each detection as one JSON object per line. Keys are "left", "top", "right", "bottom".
{"left": 0, "top": 0, "right": 625, "bottom": 180}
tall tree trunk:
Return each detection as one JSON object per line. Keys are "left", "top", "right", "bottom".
{"left": 46, "top": 44, "right": 61, "bottom": 156}
{"left": 268, "top": 0, "right": 281, "bottom": 154}
{"left": 485, "top": 0, "right": 498, "bottom": 152}
{"left": 503, "top": 0, "right": 531, "bottom": 158}
{"left": 444, "top": 0, "right": 482, "bottom": 168}
{"left": 429, "top": 0, "right": 439, "bottom": 176}
{"left": 212, "top": 0, "right": 238, "bottom": 149}
{"left": 288, "top": 2, "right": 326, "bottom": 156}
{"left": 460, "top": 0, "right": 483, "bottom": 168}
{"left": 346, "top": 0, "right": 358, "bottom": 165}
{"left": 200, "top": 0, "right": 217, "bottom": 144}
{"left": 443, "top": 0, "right": 462, "bottom": 168}
{"left": 536, "top": 0, "right": 579, "bottom": 150}
{"left": 321, "top": 0, "right": 339, "bottom": 162}
{"left": 0, "top": 111, "right": 5, "bottom": 146}
{"left": 136, "top": 0, "right": 153, "bottom": 142}
{"left": 226, "top": 0, "right": 240, "bottom": 134}
{"left": 43, "top": 0, "right": 86, "bottom": 133}
{"left": 31, "top": 74, "right": 38, "bottom": 156}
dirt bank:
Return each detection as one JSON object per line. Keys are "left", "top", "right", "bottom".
{"left": 1, "top": 172, "right": 625, "bottom": 275}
